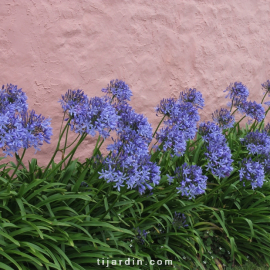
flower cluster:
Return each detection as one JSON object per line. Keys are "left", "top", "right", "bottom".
{"left": 179, "top": 88, "right": 205, "bottom": 109}
{"left": 59, "top": 89, "right": 88, "bottom": 113}
{"left": 212, "top": 108, "right": 235, "bottom": 129}
{"left": 169, "top": 163, "right": 207, "bottom": 199}
{"left": 156, "top": 99, "right": 200, "bottom": 156}
{"left": 0, "top": 84, "right": 28, "bottom": 113}
{"left": 241, "top": 131, "right": 270, "bottom": 155}
{"left": 239, "top": 158, "right": 265, "bottom": 189}
{"left": 60, "top": 90, "right": 118, "bottom": 138}
{"left": 99, "top": 102, "right": 160, "bottom": 194}
{"left": 224, "top": 82, "right": 249, "bottom": 101}
{"left": 101, "top": 79, "right": 133, "bottom": 103}
{"left": 21, "top": 110, "right": 52, "bottom": 152}
{"left": 172, "top": 212, "right": 188, "bottom": 229}
{"left": 237, "top": 100, "right": 265, "bottom": 122}
{"left": 0, "top": 84, "right": 52, "bottom": 156}
{"left": 199, "top": 122, "right": 233, "bottom": 178}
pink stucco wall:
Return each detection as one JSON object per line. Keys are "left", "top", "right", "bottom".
{"left": 1, "top": 0, "right": 270, "bottom": 165}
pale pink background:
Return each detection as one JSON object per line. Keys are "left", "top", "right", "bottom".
{"left": 1, "top": 0, "right": 270, "bottom": 165}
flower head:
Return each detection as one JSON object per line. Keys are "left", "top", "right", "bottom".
{"left": 0, "top": 84, "right": 28, "bottom": 113}
{"left": 237, "top": 100, "right": 265, "bottom": 122}
{"left": 0, "top": 85, "right": 51, "bottom": 156}
{"left": 59, "top": 89, "right": 88, "bottom": 112}
{"left": 241, "top": 131, "right": 270, "bottom": 155}
{"left": 60, "top": 90, "right": 118, "bottom": 139}
{"left": 155, "top": 98, "right": 177, "bottom": 117}
{"left": 239, "top": 158, "right": 265, "bottom": 189}
{"left": 171, "top": 163, "right": 208, "bottom": 199}
{"left": 224, "top": 82, "right": 249, "bottom": 101}
{"left": 21, "top": 110, "right": 52, "bottom": 152}
{"left": 212, "top": 108, "right": 235, "bottom": 129}
{"left": 99, "top": 102, "right": 160, "bottom": 194}
{"left": 156, "top": 101, "right": 200, "bottom": 156}
{"left": 101, "top": 79, "right": 133, "bottom": 103}
{"left": 199, "top": 122, "right": 233, "bottom": 178}
{"left": 179, "top": 88, "right": 205, "bottom": 109}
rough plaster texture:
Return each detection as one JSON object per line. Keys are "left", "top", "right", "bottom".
{"left": 1, "top": 0, "right": 270, "bottom": 165}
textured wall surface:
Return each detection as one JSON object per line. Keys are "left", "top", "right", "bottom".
{"left": 1, "top": 0, "right": 270, "bottom": 164}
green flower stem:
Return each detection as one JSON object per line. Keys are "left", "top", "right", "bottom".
{"left": 10, "top": 148, "right": 26, "bottom": 180}
{"left": 196, "top": 174, "right": 240, "bottom": 203}
{"left": 44, "top": 119, "right": 71, "bottom": 174}
{"left": 44, "top": 133, "right": 87, "bottom": 179}
{"left": 188, "top": 137, "right": 202, "bottom": 150}
{"left": 230, "top": 97, "right": 235, "bottom": 112}
{"left": 137, "top": 188, "right": 176, "bottom": 227}
{"left": 230, "top": 108, "right": 238, "bottom": 116}
{"left": 99, "top": 186, "right": 127, "bottom": 220}
{"left": 66, "top": 133, "right": 87, "bottom": 167}
{"left": 227, "top": 115, "right": 246, "bottom": 137}
{"left": 261, "top": 91, "right": 268, "bottom": 104}
{"left": 60, "top": 134, "right": 80, "bottom": 151}
{"left": 151, "top": 115, "right": 166, "bottom": 144}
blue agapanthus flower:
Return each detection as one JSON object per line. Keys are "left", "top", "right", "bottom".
{"left": 99, "top": 102, "right": 160, "bottom": 194}
{"left": 59, "top": 89, "right": 88, "bottom": 112}
{"left": 237, "top": 100, "right": 265, "bottom": 122}
{"left": 239, "top": 158, "right": 265, "bottom": 189}
{"left": 0, "top": 112, "right": 25, "bottom": 156}
{"left": 155, "top": 98, "right": 177, "bottom": 116}
{"left": 0, "top": 85, "right": 52, "bottom": 156}
{"left": 199, "top": 122, "right": 233, "bottom": 178}
{"left": 21, "top": 110, "right": 53, "bottom": 152}
{"left": 212, "top": 108, "right": 235, "bottom": 129}
{"left": 224, "top": 82, "right": 249, "bottom": 101}
{"left": 0, "top": 84, "right": 28, "bottom": 113}
{"left": 156, "top": 99, "right": 200, "bottom": 156}
{"left": 179, "top": 88, "right": 205, "bottom": 109}
{"left": 101, "top": 79, "right": 133, "bottom": 103}
{"left": 241, "top": 131, "right": 270, "bottom": 155}
{"left": 60, "top": 90, "right": 118, "bottom": 139}
{"left": 170, "top": 163, "right": 207, "bottom": 199}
